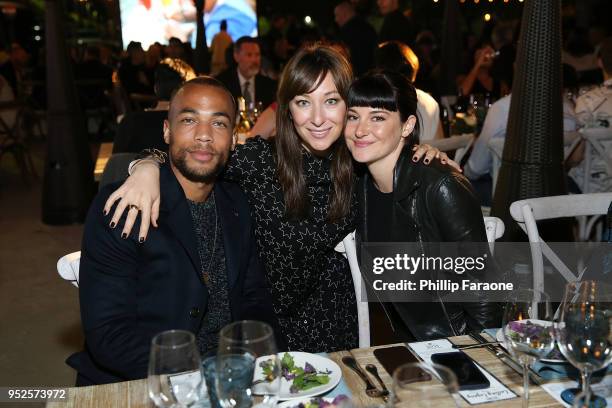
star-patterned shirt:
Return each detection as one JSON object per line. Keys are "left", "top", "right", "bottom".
{"left": 224, "top": 137, "right": 358, "bottom": 352}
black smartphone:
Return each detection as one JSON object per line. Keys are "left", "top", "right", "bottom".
{"left": 373, "top": 346, "right": 431, "bottom": 382}
{"left": 431, "top": 351, "right": 490, "bottom": 391}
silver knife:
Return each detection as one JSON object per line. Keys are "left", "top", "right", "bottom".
{"left": 469, "top": 332, "right": 542, "bottom": 386}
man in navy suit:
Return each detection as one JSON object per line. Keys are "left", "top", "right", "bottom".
{"left": 68, "top": 76, "right": 279, "bottom": 385}
{"left": 216, "top": 36, "right": 276, "bottom": 109}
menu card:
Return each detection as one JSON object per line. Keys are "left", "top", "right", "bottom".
{"left": 407, "top": 339, "right": 518, "bottom": 405}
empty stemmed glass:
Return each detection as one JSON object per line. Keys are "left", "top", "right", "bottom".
{"left": 502, "top": 289, "right": 555, "bottom": 408}
{"left": 148, "top": 330, "right": 203, "bottom": 408}
{"left": 391, "top": 362, "right": 460, "bottom": 408}
{"left": 555, "top": 280, "right": 612, "bottom": 408}
{"left": 217, "top": 321, "right": 281, "bottom": 408}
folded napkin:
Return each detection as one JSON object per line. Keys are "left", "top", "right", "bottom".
{"left": 317, "top": 352, "right": 352, "bottom": 399}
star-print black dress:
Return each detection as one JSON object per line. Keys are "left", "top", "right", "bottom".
{"left": 224, "top": 137, "right": 358, "bottom": 352}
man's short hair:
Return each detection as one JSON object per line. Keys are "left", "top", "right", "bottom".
{"left": 220, "top": 20, "right": 227, "bottom": 31}
{"left": 155, "top": 58, "right": 196, "bottom": 100}
{"left": 234, "top": 36, "right": 259, "bottom": 53}
{"left": 170, "top": 76, "right": 237, "bottom": 124}
{"left": 126, "top": 41, "right": 143, "bottom": 53}
{"left": 598, "top": 37, "right": 612, "bottom": 75}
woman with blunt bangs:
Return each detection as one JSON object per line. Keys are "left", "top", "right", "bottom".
{"left": 345, "top": 70, "right": 501, "bottom": 342}
{"left": 101, "top": 45, "right": 452, "bottom": 352}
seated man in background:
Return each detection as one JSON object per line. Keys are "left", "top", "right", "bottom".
{"left": 216, "top": 36, "right": 277, "bottom": 110}
{"left": 113, "top": 58, "right": 195, "bottom": 153}
{"left": 464, "top": 64, "right": 578, "bottom": 203}
{"left": 375, "top": 41, "right": 444, "bottom": 142}
{"left": 68, "top": 77, "right": 279, "bottom": 385}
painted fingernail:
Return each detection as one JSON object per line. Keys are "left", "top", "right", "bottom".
{"left": 122, "top": 232, "right": 128, "bottom": 239}
{"left": 139, "top": 237, "right": 144, "bottom": 243}
{"left": 110, "top": 222, "right": 116, "bottom": 228}
{"left": 412, "top": 156, "right": 418, "bottom": 162}
{"left": 103, "top": 210, "right": 108, "bottom": 215}
{"left": 424, "top": 159, "right": 430, "bottom": 164}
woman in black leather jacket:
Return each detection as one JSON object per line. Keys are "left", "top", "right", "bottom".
{"left": 345, "top": 70, "right": 501, "bottom": 341}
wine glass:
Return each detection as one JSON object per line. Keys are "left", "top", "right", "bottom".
{"left": 148, "top": 330, "right": 203, "bottom": 408}
{"left": 217, "top": 321, "right": 281, "bottom": 408}
{"left": 556, "top": 281, "right": 612, "bottom": 406}
{"left": 502, "top": 289, "right": 555, "bottom": 408}
{"left": 391, "top": 362, "right": 460, "bottom": 408}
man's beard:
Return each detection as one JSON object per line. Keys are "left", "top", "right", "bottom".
{"left": 171, "top": 149, "right": 226, "bottom": 183}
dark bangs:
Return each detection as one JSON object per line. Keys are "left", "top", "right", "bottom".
{"left": 348, "top": 75, "right": 399, "bottom": 116}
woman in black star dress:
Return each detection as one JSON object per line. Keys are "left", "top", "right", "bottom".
{"left": 103, "top": 45, "right": 447, "bottom": 352}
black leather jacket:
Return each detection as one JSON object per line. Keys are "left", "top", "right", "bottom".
{"left": 356, "top": 147, "right": 501, "bottom": 340}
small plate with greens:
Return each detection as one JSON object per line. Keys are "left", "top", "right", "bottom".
{"left": 253, "top": 352, "right": 342, "bottom": 400}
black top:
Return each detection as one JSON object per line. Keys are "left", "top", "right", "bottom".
{"left": 338, "top": 16, "right": 378, "bottom": 76}
{"left": 379, "top": 10, "right": 415, "bottom": 46}
{"left": 366, "top": 178, "right": 393, "bottom": 243}
{"left": 188, "top": 195, "right": 231, "bottom": 354}
{"left": 224, "top": 137, "right": 358, "bottom": 352}
{"left": 113, "top": 110, "right": 168, "bottom": 154}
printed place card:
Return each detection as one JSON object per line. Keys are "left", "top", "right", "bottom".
{"left": 407, "top": 339, "right": 518, "bottom": 405}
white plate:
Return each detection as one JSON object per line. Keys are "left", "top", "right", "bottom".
{"left": 252, "top": 352, "right": 341, "bottom": 401}
{"left": 277, "top": 397, "right": 334, "bottom": 408}
{"left": 495, "top": 323, "right": 566, "bottom": 364}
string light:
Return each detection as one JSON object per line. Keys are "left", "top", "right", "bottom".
{"left": 484, "top": 13, "right": 491, "bottom": 21}
{"left": 474, "top": 0, "right": 480, "bottom": 4}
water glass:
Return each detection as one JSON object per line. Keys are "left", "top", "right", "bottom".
{"left": 202, "top": 353, "right": 220, "bottom": 408}
{"left": 215, "top": 346, "right": 256, "bottom": 408}
{"left": 391, "top": 362, "right": 460, "bottom": 408}
{"left": 148, "top": 330, "right": 203, "bottom": 408}
{"left": 218, "top": 321, "right": 281, "bottom": 407}
{"left": 502, "top": 289, "right": 554, "bottom": 408}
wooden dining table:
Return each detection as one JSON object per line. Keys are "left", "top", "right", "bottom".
{"left": 46, "top": 336, "right": 566, "bottom": 408}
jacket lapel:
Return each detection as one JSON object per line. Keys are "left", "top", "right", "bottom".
{"left": 160, "top": 164, "right": 203, "bottom": 277}
{"left": 215, "top": 183, "right": 242, "bottom": 290}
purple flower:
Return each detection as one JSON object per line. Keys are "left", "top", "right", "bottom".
{"left": 304, "top": 362, "right": 316, "bottom": 374}
{"left": 332, "top": 395, "right": 349, "bottom": 405}
{"left": 282, "top": 368, "right": 295, "bottom": 380}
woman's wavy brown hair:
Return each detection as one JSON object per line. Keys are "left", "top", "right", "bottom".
{"left": 275, "top": 43, "right": 354, "bottom": 222}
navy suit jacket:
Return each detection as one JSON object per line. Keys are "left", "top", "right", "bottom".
{"left": 67, "top": 163, "right": 279, "bottom": 385}
{"left": 215, "top": 68, "right": 277, "bottom": 110}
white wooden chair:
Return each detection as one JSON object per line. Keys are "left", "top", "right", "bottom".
{"left": 57, "top": 251, "right": 81, "bottom": 287}
{"left": 483, "top": 216, "right": 504, "bottom": 254}
{"left": 509, "top": 193, "right": 612, "bottom": 294}
{"left": 429, "top": 133, "right": 475, "bottom": 163}
{"left": 335, "top": 232, "right": 370, "bottom": 348}
{"left": 335, "top": 216, "right": 505, "bottom": 348}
